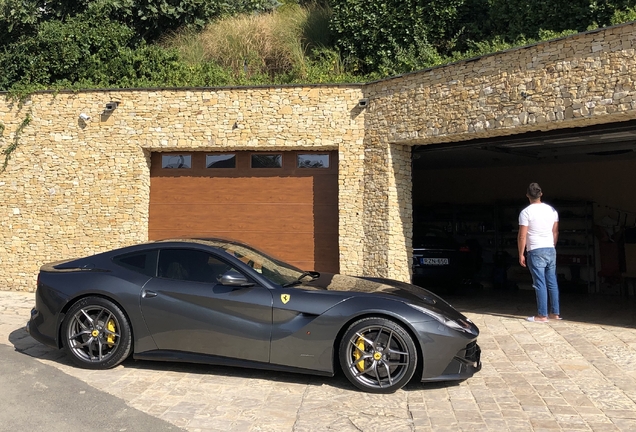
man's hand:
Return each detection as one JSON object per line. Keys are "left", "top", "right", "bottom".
{"left": 519, "top": 255, "right": 526, "bottom": 267}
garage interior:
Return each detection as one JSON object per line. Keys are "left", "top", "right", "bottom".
{"left": 412, "top": 119, "right": 636, "bottom": 297}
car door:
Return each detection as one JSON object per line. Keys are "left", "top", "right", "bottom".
{"left": 140, "top": 248, "right": 273, "bottom": 363}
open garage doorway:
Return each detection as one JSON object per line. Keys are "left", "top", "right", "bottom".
{"left": 411, "top": 120, "right": 636, "bottom": 297}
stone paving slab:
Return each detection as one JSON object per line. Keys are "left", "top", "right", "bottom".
{"left": 1, "top": 290, "right": 635, "bottom": 431}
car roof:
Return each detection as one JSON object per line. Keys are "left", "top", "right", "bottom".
{"left": 153, "top": 237, "right": 255, "bottom": 249}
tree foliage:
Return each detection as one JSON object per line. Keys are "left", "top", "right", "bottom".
{"left": 0, "top": 0, "right": 279, "bottom": 42}
{"left": 1, "top": 0, "right": 636, "bottom": 90}
{"left": 0, "top": 13, "right": 234, "bottom": 90}
{"left": 0, "top": 0, "right": 273, "bottom": 90}
{"left": 330, "top": 0, "right": 636, "bottom": 74}
{"left": 330, "top": 0, "right": 464, "bottom": 74}
{"left": 483, "top": 0, "right": 633, "bottom": 42}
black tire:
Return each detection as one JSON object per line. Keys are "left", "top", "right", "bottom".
{"left": 339, "top": 317, "right": 418, "bottom": 393}
{"left": 61, "top": 296, "right": 132, "bottom": 369}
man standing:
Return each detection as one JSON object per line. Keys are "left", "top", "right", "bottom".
{"left": 518, "top": 183, "right": 561, "bottom": 322}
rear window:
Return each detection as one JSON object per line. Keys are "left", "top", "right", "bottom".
{"left": 113, "top": 250, "right": 158, "bottom": 277}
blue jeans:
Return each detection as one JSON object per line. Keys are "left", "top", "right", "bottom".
{"left": 527, "top": 247, "right": 560, "bottom": 317}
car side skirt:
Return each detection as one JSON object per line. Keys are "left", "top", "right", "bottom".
{"left": 133, "top": 350, "right": 335, "bottom": 377}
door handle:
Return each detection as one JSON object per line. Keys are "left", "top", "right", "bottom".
{"left": 142, "top": 290, "right": 158, "bottom": 298}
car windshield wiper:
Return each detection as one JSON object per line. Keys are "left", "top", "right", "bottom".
{"left": 282, "top": 271, "right": 320, "bottom": 287}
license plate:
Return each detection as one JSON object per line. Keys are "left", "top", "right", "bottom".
{"left": 421, "top": 258, "right": 449, "bottom": 266}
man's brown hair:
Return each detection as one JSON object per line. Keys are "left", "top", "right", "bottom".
{"left": 527, "top": 182, "right": 543, "bottom": 199}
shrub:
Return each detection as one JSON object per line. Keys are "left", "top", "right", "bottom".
{"left": 166, "top": 3, "right": 333, "bottom": 78}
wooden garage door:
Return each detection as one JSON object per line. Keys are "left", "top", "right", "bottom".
{"left": 149, "top": 151, "right": 339, "bottom": 273}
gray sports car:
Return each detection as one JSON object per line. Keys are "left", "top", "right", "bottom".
{"left": 27, "top": 238, "right": 481, "bottom": 393}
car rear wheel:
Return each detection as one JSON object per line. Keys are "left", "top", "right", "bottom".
{"left": 62, "top": 297, "right": 132, "bottom": 369}
{"left": 339, "top": 317, "right": 417, "bottom": 393}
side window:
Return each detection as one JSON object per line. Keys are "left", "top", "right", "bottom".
{"left": 113, "top": 250, "right": 157, "bottom": 277}
{"left": 223, "top": 246, "right": 263, "bottom": 274}
{"left": 158, "top": 249, "right": 238, "bottom": 284}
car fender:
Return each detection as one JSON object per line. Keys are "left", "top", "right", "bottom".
{"left": 269, "top": 296, "right": 433, "bottom": 374}
{"left": 40, "top": 270, "right": 157, "bottom": 352}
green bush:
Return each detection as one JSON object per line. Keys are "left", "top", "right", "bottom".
{"left": 166, "top": 3, "right": 335, "bottom": 79}
{"left": 611, "top": 6, "right": 636, "bottom": 24}
{"left": 330, "top": 0, "right": 464, "bottom": 73}
{"left": 2, "top": 0, "right": 636, "bottom": 90}
{"left": 329, "top": 0, "right": 636, "bottom": 75}
{"left": 0, "top": 0, "right": 281, "bottom": 43}
{"left": 0, "top": 12, "right": 236, "bottom": 91}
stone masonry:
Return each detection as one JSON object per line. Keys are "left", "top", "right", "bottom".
{"left": 0, "top": 87, "right": 366, "bottom": 290}
{"left": 1, "top": 22, "right": 636, "bottom": 291}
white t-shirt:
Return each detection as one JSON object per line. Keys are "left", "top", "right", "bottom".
{"left": 519, "top": 203, "right": 559, "bottom": 251}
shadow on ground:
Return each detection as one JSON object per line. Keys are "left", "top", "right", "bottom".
{"left": 9, "top": 286, "right": 633, "bottom": 396}
{"left": 440, "top": 286, "right": 636, "bottom": 328}
{"left": 7, "top": 325, "right": 350, "bottom": 389}
{"left": 8, "top": 325, "right": 469, "bottom": 394}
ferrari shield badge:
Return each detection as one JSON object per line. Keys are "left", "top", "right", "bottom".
{"left": 281, "top": 294, "right": 291, "bottom": 304}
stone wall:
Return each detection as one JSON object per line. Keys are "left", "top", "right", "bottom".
{"left": 0, "top": 87, "right": 365, "bottom": 291}
{"left": 367, "top": 23, "right": 636, "bottom": 146}
{"left": 2, "top": 22, "right": 636, "bottom": 291}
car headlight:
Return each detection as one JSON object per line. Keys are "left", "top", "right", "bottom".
{"left": 409, "top": 304, "right": 478, "bottom": 336}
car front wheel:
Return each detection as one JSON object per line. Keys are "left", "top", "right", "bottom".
{"left": 61, "top": 297, "right": 132, "bottom": 369}
{"left": 339, "top": 317, "right": 418, "bottom": 393}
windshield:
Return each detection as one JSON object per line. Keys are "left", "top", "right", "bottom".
{"left": 201, "top": 240, "right": 305, "bottom": 286}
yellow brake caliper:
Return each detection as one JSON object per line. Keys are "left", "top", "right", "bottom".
{"left": 106, "top": 319, "right": 116, "bottom": 347}
{"left": 354, "top": 337, "right": 366, "bottom": 372}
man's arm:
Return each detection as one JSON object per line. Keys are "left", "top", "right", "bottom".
{"left": 518, "top": 225, "right": 528, "bottom": 267}
{"left": 552, "top": 221, "right": 559, "bottom": 246}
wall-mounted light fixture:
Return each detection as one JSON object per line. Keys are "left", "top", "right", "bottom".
{"left": 358, "top": 98, "right": 369, "bottom": 108}
{"left": 79, "top": 113, "right": 91, "bottom": 121}
{"left": 104, "top": 102, "right": 119, "bottom": 111}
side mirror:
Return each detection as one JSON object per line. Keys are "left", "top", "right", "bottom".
{"left": 220, "top": 271, "right": 254, "bottom": 287}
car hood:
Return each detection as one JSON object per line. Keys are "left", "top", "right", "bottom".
{"left": 412, "top": 236, "right": 458, "bottom": 250}
{"left": 300, "top": 273, "right": 463, "bottom": 319}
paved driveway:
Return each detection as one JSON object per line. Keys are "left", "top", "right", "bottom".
{"left": 1, "top": 289, "right": 635, "bottom": 431}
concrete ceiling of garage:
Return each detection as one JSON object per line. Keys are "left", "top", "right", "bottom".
{"left": 412, "top": 119, "right": 636, "bottom": 170}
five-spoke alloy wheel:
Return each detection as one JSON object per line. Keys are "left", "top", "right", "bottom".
{"left": 339, "top": 317, "right": 417, "bottom": 393}
{"left": 62, "top": 297, "right": 132, "bottom": 369}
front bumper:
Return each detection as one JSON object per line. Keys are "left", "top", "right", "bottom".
{"left": 421, "top": 341, "right": 482, "bottom": 382}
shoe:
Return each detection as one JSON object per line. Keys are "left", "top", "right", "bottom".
{"left": 548, "top": 314, "right": 563, "bottom": 320}
{"left": 526, "top": 316, "right": 548, "bottom": 323}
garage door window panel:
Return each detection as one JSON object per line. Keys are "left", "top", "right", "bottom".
{"left": 162, "top": 154, "right": 192, "bottom": 169}
{"left": 206, "top": 154, "right": 236, "bottom": 169}
{"left": 251, "top": 154, "right": 282, "bottom": 168}
{"left": 297, "top": 154, "right": 329, "bottom": 169}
